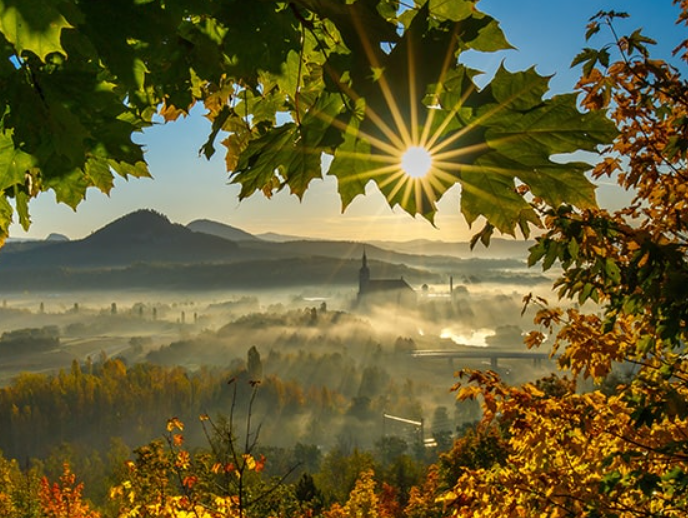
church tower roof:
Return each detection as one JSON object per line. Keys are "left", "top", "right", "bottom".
{"left": 359, "top": 248, "right": 370, "bottom": 290}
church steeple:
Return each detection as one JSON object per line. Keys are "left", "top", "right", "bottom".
{"left": 359, "top": 248, "right": 370, "bottom": 294}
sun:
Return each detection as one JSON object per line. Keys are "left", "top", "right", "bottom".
{"left": 400, "top": 146, "right": 433, "bottom": 178}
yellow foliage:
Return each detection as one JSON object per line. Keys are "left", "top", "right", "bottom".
{"left": 166, "top": 417, "right": 184, "bottom": 432}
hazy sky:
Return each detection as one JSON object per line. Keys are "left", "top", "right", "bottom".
{"left": 9, "top": 1, "right": 684, "bottom": 242}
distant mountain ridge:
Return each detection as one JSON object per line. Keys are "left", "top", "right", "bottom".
{"left": 256, "top": 231, "right": 315, "bottom": 242}
{"left": 187, "top": 219, "right": 260, "bottom": 242}
{"left": 0, "top": 210, "right": 543, "bottom": 291}
{"left": 0, "top": 256, "right": 440, "bottom": 291}
{"left": 46, "top": 233, "right": 70, "bottom": 242}
{"left": 368, "top": 238, "right": 534, "bottom": 259}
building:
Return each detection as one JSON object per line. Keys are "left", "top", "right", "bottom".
{"left": 357, "top": 250, "right": 416, "bottom": 308}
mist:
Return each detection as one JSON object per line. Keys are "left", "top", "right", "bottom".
{"left": 0, "top": 272, "right": 561, "bottom": 454}
{"left": 0, "top": 209, "right": 576, "bottom": 483}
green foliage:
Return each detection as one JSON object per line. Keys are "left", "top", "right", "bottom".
{"left": 0, "top": 0, "right": 614, "bottom": 243}
{"left": 317, "top": 447, "right": 377, "bottom": 505}
{"left": 437, "top": 423, "right": 508, "bottom": 486}
{"left": 0, "top": 450, "right": 43, "bottom": 518}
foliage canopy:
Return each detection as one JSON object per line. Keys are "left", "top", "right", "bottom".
{"left": 446, "top": 6, "right": 688, "bottom": 517}
{"left": 0, "top": 0, "right": 615, "bottom": 244}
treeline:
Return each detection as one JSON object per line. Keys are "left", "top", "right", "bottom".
{"left": 0, "top": 358, "right": 221, "bottom": 460}
{"left": 0, "top": 351, "right": 443, "bottom": 462}
{"left": 0, "top": 256, "right": 440, "bottom": 291}
{"left": 0, "top": 326, "right": 60, "bottom": 354}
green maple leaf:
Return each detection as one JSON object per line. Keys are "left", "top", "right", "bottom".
{"left": 274, "top": 50, "right": 303, "bottom": 104}
{"left": 109, "top": 159, "right": 149, "bottom": 180}
{"left": 219, "top": 0, "right": 300, "bottom": 81}
{"left": 288, "top": 94, "right": 344, "bottom": 196}
{"left": 0, "top": 129, "right": 34, "bottom": 233}
{"left": 328, "top": 117, "right": 373, "bottom": 210}
{"left": 375, "top": 172, "right": 447, "bottom": 222}
{"left": 43, "top": 167, "right": 90, "bottom": 209}
{"left": 84, "top": 157, "right": 115, "bottom": 194}
{"left": 0, "top": 130, "right": 37, "bottom": 191}
{"left": 462, "top": 15, "right": 513, "bottom": 52}
{"left": 460, "top": 157, "right": 538, "bottom": 234}
{"left": 355, "top": 2, "right": 459, "bottom": 147}
{"left": 232, "top": 93, "right": 344, "bottom": 199}
{"left": 489, "top": 65, "right": 550, "bottom": 111}
{"left": 13, "top": 188, "right": 30, "bottom": 229}
{"left": 232, "top": 124, "right": 298, "bottom": 199}
{"left": 40, "top": 96, "right": 90, "bottom": 170}
{"left": 328, "top": 2, "right": 536, "bottom": 225}
{"left": 428, "top": 0, "right": 476, "bottom": 22}
{"left": 0, "top": 195, "right": 12, "bottom": 244}
{"left": 232, "top": 121, "right": 328, "bottom": 201}
{"left": 481, "top": 92, "right": 618, "bottom": 165}
{"left": 515, "top": 160, "right": 597, "bottom": 210}
{"left": 0, "top": 0, "right": 71, "bottom": 60}
{"left": 177, "top": 16, "right": 228, "bottom": 87}
{"left": 236, "top": 89, "right": 287, "bottom": 128}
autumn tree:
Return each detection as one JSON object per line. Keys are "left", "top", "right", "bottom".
{"left": 445, "top": 5, "right": 688, "bottom": 517}
{"left": 38, "top": 463, "right": 101, "bottom": 518}
{"left": 0, "top": 451, "right": 41, "bottom": 518}
{"left": 324, "top": 469, "right": 380, "bottom": 518}
{"left": 0, "top": 452, "right": 102, "bottom": 518}
{"left": 110, "top": 416, "right": 269, "bottom": 518}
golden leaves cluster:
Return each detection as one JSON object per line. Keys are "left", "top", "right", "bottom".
{"left": 449, "top": 371, "right": 688, "bottom": 517}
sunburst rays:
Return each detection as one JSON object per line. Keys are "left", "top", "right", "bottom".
{"left": 302, "top": 7, "right": 529, "bottom": 216}
{"left": 322, "top": 9, "right": 493, "bottom": 214}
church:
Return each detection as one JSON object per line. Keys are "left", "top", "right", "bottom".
{"left": 357, "top": 250, "right": 416, "bottom": 308}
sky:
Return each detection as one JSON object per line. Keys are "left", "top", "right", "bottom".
{"left": 8, "top": 0, "right": 686, "bottom": 242}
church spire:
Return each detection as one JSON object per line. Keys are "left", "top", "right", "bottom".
{"left": 359, "top": 246, "right": 370, "bottom": 295}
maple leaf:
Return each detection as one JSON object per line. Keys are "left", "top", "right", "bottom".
{"left": 0, "top": 0, "right": 71, "bottom": 61}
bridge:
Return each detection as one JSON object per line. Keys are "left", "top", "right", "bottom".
{"left": 410, "top": 348, "right": 555, "bottom": 368}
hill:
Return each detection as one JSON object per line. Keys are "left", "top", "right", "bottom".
{"left": 369, "top": 238, "right": 534, "bottom": 259}
{"left": 0, "top": 210, "right": 240, "bottom": 269}
{"left": 187, "top": 219, "right": 260, "bottom": 242}
{"left": 255, "top": 231, "right": 314, "bottom": 242}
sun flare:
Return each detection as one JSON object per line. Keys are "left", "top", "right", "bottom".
{"left": 400, "top": 146, "right": 433, "bottom": 178}
{"left": 318, "top": 8, "right": 507, "bottom": 216}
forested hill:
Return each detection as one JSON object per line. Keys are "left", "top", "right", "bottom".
{"left": 0, "top": 256, "right": 441, "bottom": 291}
